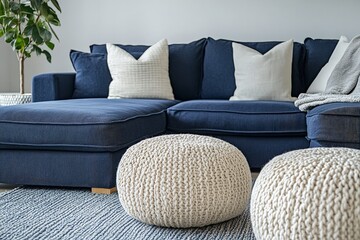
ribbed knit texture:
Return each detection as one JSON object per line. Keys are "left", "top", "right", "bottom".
{"left": 250, "top": 147, "right": 360, "bottom": 240}
{"left": 117, "top": 134, "right": 252, "bottom": 228}
{"left": 0, "top": 93, "right": 32, "bottom": 106}
{"left": 0, "top": 187, "right": 256, "bottom": 239}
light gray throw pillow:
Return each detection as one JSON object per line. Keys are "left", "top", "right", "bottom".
{"left": 230, "top": 39, "right": 295, "bottom": 101}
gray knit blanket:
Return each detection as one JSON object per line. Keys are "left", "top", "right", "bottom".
{"left": 295, "top": 35, "right": 360, "bottom": 111}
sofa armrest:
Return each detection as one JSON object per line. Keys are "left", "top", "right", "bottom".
{"left": 32, "top": 73, "right": 75, "bottom": 102}
{"left": 306, "top": 102, "right": 360, "bottom": 148}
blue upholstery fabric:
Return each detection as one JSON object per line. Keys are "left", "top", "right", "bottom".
{"left": 0, "top": 149, "right": 125, "bottom": 188}
{"left": 201, "top": 38, "right": 306, "bottom": 99}
{"left": 304, "top": 38, "right": 338, "bottom": 89}
{"left": 309, "top": 140, "right": 360, "bottom": 148}
{"left": 70, "top": 50, "right": 112, "bottom": 98}
{"left": 91, "top": 45, "right": 148, "bottom": 54}
{"left": 210, "top": 135, "right": 309, "bottom": 169}
{"left": 167, "top": 100, "right": 306, "bottom": 136}
{"left": 307, "top": 103, "right": 360, "bottom": 148}
{"left": 32, "top": 73, "right": 75, "bottom": 102}
{"left": 0, "top": 99, "right": 178, "bottom": 151}
{"left": 164, "top": 131, "right": 309, "bottom": 169}
{"left": 90, "top": 39, "right": 206, "bottom": 100}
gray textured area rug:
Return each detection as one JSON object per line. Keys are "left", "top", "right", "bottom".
{"left": 0, "top": 187, "right": 255, "bottom": 240}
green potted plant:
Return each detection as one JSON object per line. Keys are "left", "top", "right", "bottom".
{"left": 0, "top": 0, "right": 61, "bottom": 106}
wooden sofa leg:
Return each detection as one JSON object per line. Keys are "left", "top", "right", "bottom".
{"left": 91, "top": 187, "right": 117, "bottom": 194}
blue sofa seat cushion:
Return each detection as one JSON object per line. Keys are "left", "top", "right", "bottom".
{"left": 90, "top": 39, "right": 206, "bottom": 101}
{"left": 307, "top": 103, "right": 360, "bottom": 147}
{"left": 167, "top": 100, "right": 306, "bottom": 136}
{"left": 201, "top": 38, "right": 306, "bottom": 99}
{"left": 0, "top": 99, "right": 178, "bottom": 151}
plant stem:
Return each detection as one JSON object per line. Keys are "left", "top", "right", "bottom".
{"left": 19, "top": 55, "right": 24, "bottom": 94}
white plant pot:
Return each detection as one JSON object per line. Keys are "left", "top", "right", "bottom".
{"left": 0, "top": 93, "right": 32, "bottom": 106}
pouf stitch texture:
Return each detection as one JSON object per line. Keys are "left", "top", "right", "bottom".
{"left": 250, "top": 148, "right": 360, "bottom": 240}
{"left": 116, "top": 134, "right": 252, "bottom": 228}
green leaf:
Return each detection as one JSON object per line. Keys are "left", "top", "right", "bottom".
{"left": 50, "top": 0, "right": 61, "bottom": 12}
{"left": 0, "top": 0, "right": 4, "bottom": 16}
{"left": 32, "top": 25, "right": 43, "bottom": 44}
{"left": 27, "top": 14, "right": 35, "bottom": 22}
{"left": 14, "top": 36, "right": 25, "bottom": 50}
{"left": 4, "top": 31, "right": 14, "bottom": 43}
{"left": 4, "top": 20, "right": 18, "bottom": 33}
{"left": 42, "top": 49, "right": 51, "bottom": 63}
{"left": 20, "top": 4, "right": 34, "bottom": 15}
{"left": 46, "top": 7, "right": 60, "bottom": 26}
{"left": 23, "top": 37, "right": 30, "bottom": 46}
{"left": 3, "top": 16, "right": 16, "bottom": 27}
{"left": 32, "top": 44, "right": 42, "bottom": 55}
{"left": 45, "top": 40, "right": 54, "bottom": 50}
{"left": 2, "top": 0, "right": 9, "bottom": 12}
{"left": 39, "top": 3, "right": 49, "bottom": 17}
{"left": 39, "top": 27, "right": 51, "bottom": 42}
{"left": 9, "top": 2, "right": 20, "bottom": 14}
{"left": 47, "top": 16, "right": 60, "bottom": 26}
{"left": 30, "top": 0, "right": 42, "bottom": 10}
{"left": 24, "top": 50, "right": 31, "bottom": 58}
{"left": 0, "top": 29, "right": 3, "bottom": 37}
{"left": 23, "top": 24, "right": 34, "bottom": 36}
{"left": 47, "top": 21, "right": 58, "bottom": 40}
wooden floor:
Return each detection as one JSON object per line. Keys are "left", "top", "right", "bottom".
{"left": 0, "top": 172, "right": 259, "bottom": 193}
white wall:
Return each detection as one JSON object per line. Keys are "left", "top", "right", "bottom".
{"left": 2, "top": 0, "right": 360, "bottom": 92}
{"left": 0, "top": 42, "right": 11, "bottom": 92}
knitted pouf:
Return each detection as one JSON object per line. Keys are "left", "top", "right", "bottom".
{"left": 251, "top": 148, "right": 360, "bottom": 240}
{"left": 117, "top": 134, "right": 252, "bottom": 228}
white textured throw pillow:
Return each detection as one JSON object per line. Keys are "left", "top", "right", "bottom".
{"left": 107, "top": 39, "right": 174, "bottom": 100}
{"left": 306, "top": 36, "right": 350, "bottom": 93}
{"left": 230, "top": 40, "right": 294, "bottom": 101}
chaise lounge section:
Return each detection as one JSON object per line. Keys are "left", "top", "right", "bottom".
{"left": 0, "top": 98, "right": 177, "bottom": 192}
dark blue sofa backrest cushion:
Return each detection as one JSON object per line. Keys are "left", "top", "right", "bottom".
{"left": 303, "top": 38, "right": 338, "bottom": 90}
{"left": 90, "top": 39, "right": 206, "bottom": 101}
{"left": 201, "top": 38, "right": 306, "bottom": 99}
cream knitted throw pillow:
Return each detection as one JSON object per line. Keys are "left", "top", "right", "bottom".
{"left": 251, "top": 148, "right": 360, "bottom": 240}
{"left": 107, "top": 39, "right": 174, "bottom": 100}
{"left": 117, "top": 134, "right": 252, "bottom": 228}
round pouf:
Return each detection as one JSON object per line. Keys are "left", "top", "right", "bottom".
{"left": 251, "top": 148, "right": 360, "bottom": 240}
{"left": 117, "top": 134, "right": 252, "bottom": 228}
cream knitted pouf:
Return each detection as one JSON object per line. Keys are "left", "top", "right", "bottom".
{"left": 117, "top": 134, "right": 252, "bottom": 228}
{"left": 251, "top": 148, "right": 360, "bottom": 240}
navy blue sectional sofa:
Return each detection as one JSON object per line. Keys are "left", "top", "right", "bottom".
{"left": 1, "top": 37, "right": 359, "bottom": 190}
